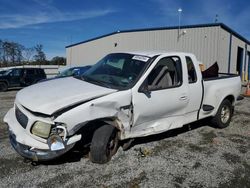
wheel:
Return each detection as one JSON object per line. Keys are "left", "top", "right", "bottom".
{"left": 0, "top": 82, "right": 8, "bottom": 92}
{"left": 90, "top": 124, "right": 119, "bottom": 164}
{"left": 211, "top": 99, "right": 233, "bottom": 128}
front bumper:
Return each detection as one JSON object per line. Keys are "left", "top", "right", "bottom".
{"left": 9, "top": 130, "right": 75, "bottom": 161}
{"left": 4, "top": 107, "right": 81, "bottom": 161}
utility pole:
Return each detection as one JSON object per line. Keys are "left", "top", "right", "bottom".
{"left": 178, "top": 8, "right": 182, "bottom": 39}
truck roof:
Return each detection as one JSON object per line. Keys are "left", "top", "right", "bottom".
{"left": 123, "top": 51, "right": 195, "bottom": 58}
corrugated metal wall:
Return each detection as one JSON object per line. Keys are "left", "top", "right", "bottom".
{"left": 66, "top": 25, "right": 250, "bottom": 76}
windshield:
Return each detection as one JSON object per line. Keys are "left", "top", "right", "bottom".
{"left": 82, "top": 53, "right": 151, "bottom": 89}
{"left": 0, "top": 70, "right": 6, "bottom": 75}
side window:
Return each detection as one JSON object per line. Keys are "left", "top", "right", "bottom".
{"left": 72, "top": 68, "right": 80, "bottom": 76}
{"left": 26, "top": 69, "right": 35, "bottom": 75}
{"left": 185, "top": 56, "right": 197, "bottom": 83}
{"left": 12, "top": 69, "right": 21, "bottom": 76}
{"left": 147, "top": 56, "right": 182, "bottom": 90}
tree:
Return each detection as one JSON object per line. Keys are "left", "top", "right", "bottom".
{"left": 0, "top": 39, "right": 67, "bottom": 67}
{"left": 1, "top": 41, "right": 24, "bottom": 64}
{"left": 33, "top": 44, "right": 46, "bottom": 64}
{"left": 23, "top": 47, "right": 35, "bottom": 63}
{"left": 51, "top": 56, "right": 66, "bottom": 65}
{"left": 14, "top": 42, "right": 24, "bottom": 63}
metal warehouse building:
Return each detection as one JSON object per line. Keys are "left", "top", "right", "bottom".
{"left": 66, "top": 23, "right": 250, "bottom": 81}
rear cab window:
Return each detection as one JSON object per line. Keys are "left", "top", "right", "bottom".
{"left": 185, "top": 56, "right": 197, "bottom": 83}
{"left": 12, "top": 69, "right": 22, "bottom": 76}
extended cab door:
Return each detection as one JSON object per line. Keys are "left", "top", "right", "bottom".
{"left": 183, "top": 55, "right": 203, "bottom": 124}
{"left": 131, "top": 55, "right": 189, "bottom": 135}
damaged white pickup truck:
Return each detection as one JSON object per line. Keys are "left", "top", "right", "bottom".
{"left": 4, "top": 52, "right": 243, "bottom": 164}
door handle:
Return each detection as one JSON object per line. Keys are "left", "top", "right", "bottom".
{"left": 180, "top": 96, "right": 188, "bottom": 100}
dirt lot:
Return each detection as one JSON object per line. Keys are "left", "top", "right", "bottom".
{"left": 0, "top": 90, "right": 250, "bottom": 188}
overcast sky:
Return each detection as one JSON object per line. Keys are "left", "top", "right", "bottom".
{"left": 0, "top": 0, "right": 249, "bottom": 59}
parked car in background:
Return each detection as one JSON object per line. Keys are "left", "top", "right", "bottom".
{"left": 0, "top": 70, "right": 7, "bottom": 76}
{"left": 57, "top": 66, "right": 92, "bottom": 78}
{"left": 0, "top": 68, "right": 46, "bottom": 91}
{"left": 39, "top": 66, "right": 92, "bottom": 83}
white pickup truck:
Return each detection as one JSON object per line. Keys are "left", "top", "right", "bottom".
{"left": 4, "top": 52, "right": 243, "bottom": 164}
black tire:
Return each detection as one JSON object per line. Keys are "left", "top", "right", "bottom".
{"left": 211, "top": 99, "right": 233, "bottom": 128}
{"left": 0, "top": 82, "right": 8, "bottom": 92}
{"left": 90, "top": 124, "right": 119, "bottom": 164}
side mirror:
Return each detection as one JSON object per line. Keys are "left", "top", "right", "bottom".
{"left": 138, "top": 78, "right": 151, "bottom": 96}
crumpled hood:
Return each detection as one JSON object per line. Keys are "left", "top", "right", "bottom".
{"left": 16, "top": 77, "right": 117, "bottom": 115}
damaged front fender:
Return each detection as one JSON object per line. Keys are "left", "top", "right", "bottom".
{"left": 54, "top": 90, "right": 133, "bottom": 140}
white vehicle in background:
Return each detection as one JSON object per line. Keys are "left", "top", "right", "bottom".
{"left": 4, "top": 52, "right": 243, "bottom": 164}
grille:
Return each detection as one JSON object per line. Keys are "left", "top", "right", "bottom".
{"left": 15, "top": 106, "right": 28, "bottom": 129}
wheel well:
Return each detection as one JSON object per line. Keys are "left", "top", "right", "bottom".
{"left": 224, "top": 95, "right": 235, "bottom": 105}
{"left": 0, "top": 80, "right": 8, "bottom": 86}
{"left": 76, "top": 118, "right": 120, "bottom": 146}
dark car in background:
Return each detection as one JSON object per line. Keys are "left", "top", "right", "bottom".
{"left": 0, "top": 68, "right": 46, "bottom": 91}
{"left": 0, "top": 70, "right": 7, "bottom": 76}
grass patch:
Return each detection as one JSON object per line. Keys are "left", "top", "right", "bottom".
{"left": 187, "top": 144, "right": 204, "bottom": 152}
{"left": 153, "top": 140, "right": 184, "bottom": 156}
{"left": 200, "top": 131, "right": 217, "bottom": 145}
{"left": 128, "top": 171, "right": 147, "bottom": 188}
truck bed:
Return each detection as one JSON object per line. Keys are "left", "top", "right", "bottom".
{"left": 203, "top": 73, "right": 239, "bottom": 81}
{"left": 199, "top": 73, "right": 241, "bottom": 120}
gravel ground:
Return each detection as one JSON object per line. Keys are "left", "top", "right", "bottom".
{"left": 0, "top": 90, "right": 250, "bottom": 188}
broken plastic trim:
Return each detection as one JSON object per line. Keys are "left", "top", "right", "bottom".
{"left": 48, "top": 135, "right": 65, "bottom": 151}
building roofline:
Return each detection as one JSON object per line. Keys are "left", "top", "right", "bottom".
{"left": 65, "top": 23, "right": 250, "bottom": 48}
{"left": 219, "top": 23, "right": 249, "bottom": 45}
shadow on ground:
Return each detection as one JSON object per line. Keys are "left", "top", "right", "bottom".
{"left": 128, "top": 117, "right": 215, "bottom": 149}
{"left": 33, "top": 118, "right": 215, "bottom": 166}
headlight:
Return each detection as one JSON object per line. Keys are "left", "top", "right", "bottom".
{"left": 31, "top": 121, "right": 52, "bottom": 138}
